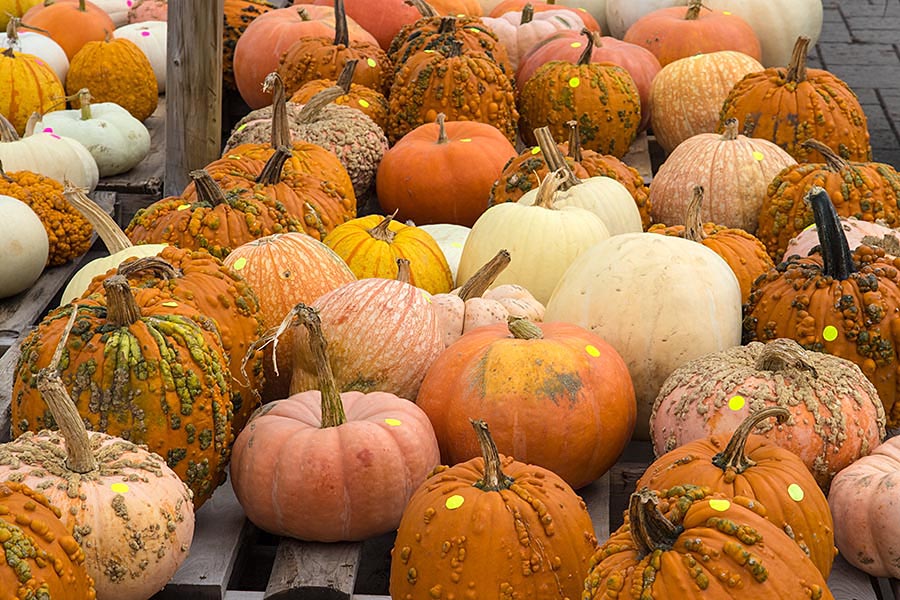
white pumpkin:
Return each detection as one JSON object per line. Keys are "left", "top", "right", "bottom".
{"left": 605, "top": 0, "right": 687, "bottom": 39}
{"left": 418, "top": 223, "right": 470, "bottom": 286}
{"left": 545, "top": 232, "right": 742, "bottom": 439}
{"left": 556, "top": 0, "right": 607, "bottom": 34}
{"left": 0, "top": 113, "right": 98, "bottom": 191}
{"left": 115, "top": 20, "right": 166, "bottom": 92}
{"left": 0, "top": 194, "right": 48, "bottom": 298}
{"left": 89, "top": 0, "right": 132, "bottom": 25}
{"left": 704, "top": 0, "right": 823, "bottom": 67}
{"left": 457, "top": 169, "right": 611, "bottom": 304}
{"left": 0, "top": 19, "right": 69, "bottom": 82}
{"left": 482, "top": 7, "right": 586, "bottom": 70}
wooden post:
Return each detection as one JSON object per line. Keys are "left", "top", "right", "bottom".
{"left": 165, "top": 0, "right": 224, "bottom": 196}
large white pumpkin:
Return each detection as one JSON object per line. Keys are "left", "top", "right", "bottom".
{"left": 418, "top": 223, "right": 470, "bottom": 286}
{"left": 520, "top": 175, "right": 642, "bottom": 236}
{"left": 90, "top": 0, "right": 132, "bottom": 25}
{"left": 115, "top": 20, "right": 166, "bottom": 92}
{"left": 704, "top": 0, "right": 823, "bottom": 67}
{"left": 605, "top": 0, "right": 687, "bottom": 39}
{"left": 545, "top": 232, "right": 742, "bottom": 439}
{"left": 0, "top": 194, "right": 48, "bottom": 298}
{"left": 0, "top": 24, "right": 69, "bottom": 83}
{"left": 556, "top": 0, "right": 607, "bottom": 33}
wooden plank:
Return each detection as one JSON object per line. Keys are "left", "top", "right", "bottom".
{"left": 828, "top": 554, "right": 879, "bottom": 600}
{"left": 95, "top": 99, "right": 166, "bottom": 197}
{"left": 166, "top": 0, "right": 224, "bottom": 195}
{"left": 153, "top": 480, "right": 253, "bottom": 600}
{"left": 0, "top": 337, "right": 21, "bottom": 442}
{"left": 264, "top": 539, "right": 364, "bottom": 600}
{"left": 579, "top": 471, "right": 611, "bottom": 542}
{"left": 623, "top": 131, "right": 653, "bottom": 185}
{"left": 225, "top": 593, "right": 265, "bottom": 600}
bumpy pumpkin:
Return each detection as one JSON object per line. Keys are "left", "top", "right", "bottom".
{"left": 223, "top": 0, "right": 275, "bottom": 92}
{"left": 0, "top": 46, "right": 64, "bottom": 135}
{"left": 390, "top": 419, "right": 597, "bottom": 600}
{"left": 22, "top": 0, "right": 115, "bottom": 59}
{"left": 719, "top": 36, "right": 871, "bottom": 163}
{"left": 291, "top": 72, "right": 389, "bottom": 130}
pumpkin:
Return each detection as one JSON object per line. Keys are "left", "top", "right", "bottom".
{"left": 290, "top": 73, "right": 389, "bottom": 131}
{"left": 457, "top": 168, "right": 612, "bottom": 304}
{"left": 518, "top": 29, "right": 641, "bottom": 157}
{"left": 638, "top": 406, "right": 835, "bottom": 576}
{"left": 22, "top": 0, "right": 115, "bottom": 60}
{"left": 719, "top": 36, "right": 871, "bottom": 163}
{"left": 376, "top": 113, "right": 517, "bottom": 228}
{"left": 35, "top": 87, "right": 151, "bottom": 176}
{"left": 745, "top": 185, "right": 900, "bottom": 429}
{"left": 0, "top": 45, "right": 65, "bottom": 135}
{"left": 417, "top": 317, "right": 635, "bottom": 488}
{"left": 126, "top": 0, "right": 166, "bottom": 22}
{"left": 0, "top": 0, "right": 42, "bottom": 28}
{"left": 387, "top": 40, "right": 518, "bottom": 145}
{"left": 649, "top": 50, "right": 764, "bottom": 155}
{"left": 0, "top": 193, "right": 48, "bottom": 298}
{"left": 556, "top": 0, "right": 607, "bottom": 31}
{"left": 390, "top": 419, "right": 597, "bottom": 599}
{"left": 650, "top": 337, "right": 887, "bottom": 491}
{"left": 488, "top": 0, "right": 599, "bottom": 29}
{"left": 704, "top": 0, "right": 823, "bottom": 67}
{"left": 418, "top": 223, "right": 470, "bottom": 284}
{"left": 0, "top": 112, "right": 98, "bottom": 191}
{"left": 756, "top": 139, "right": 900, "bottom": 260}
{"left": 65, "top": 35, "right": 158, "bottom": 122}
{"left": 89, "top": 0, "right": 130, "bottom": 25}
{"left": 0, "top": 17, "right": 69, "bottom": 83}
{"left": 231, "top": 304, "right": 440, "bottom": 541}
{"left": 583, "top": 485, "right": 835, "bottom": 599}
{"left": 516, "top": 29, "right": 661, "bottom": 130}
{"left": 1, "top": 356, "right": 195, "bottom": 600}
{"left": 784, "top": 217, "right": 900, "bottom": 264}
{"left": 480, "top": 3, "right": 586, "bottom": 70}
{"left": 546, "top": 231, "right": 742, "bottom": 439}
{"left": 223, "top": 0, "right": 275, "bottom": 92}
{"left": 232, "top": 5, "right": 377, "bottom": 109}
{"left": 0, "top": 480, "right": 96, "bottom": 599}
{"left": 828, "top": 436, "right": 900, "bottom": 578}
{"left": 604, "top": 0, "right": 687, "bottom": 39}
{"left": 114, "top": 20, "right": 167, "bottom": 93}
{"left": 0, "top": 161, "right": 93, "bottom": 266}
{"left": 649, "top": 118, "right": 796, "bottom": 233}
{"left": 623, "top": 0, "right": 761, "bottom": 66}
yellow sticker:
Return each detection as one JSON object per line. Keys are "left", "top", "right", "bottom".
{"left": 176, "top": 204, "right": 191, "bottom": 211}
{"left": 466, "top": 28, "right": 480, "bottom": 33}
{"left": 385, "top": 418, "right": 402, "bottom": 427}
{"left": 723, "top": 10, "right": 732, "bottom": 15}
{"left": 161, "top": 301, "right": 179, "bottom": 308}
{"left": 111, "top": 483, "right": 129, "bottom": 494}
{"left": 424, "top": 49, "right": 435, "bottom": 54}
{"left": 728, "top": 395, "right": 745, "bottom": 411}
{"left": 803, "top": 223, "right": 817, "bottom": 232}
{"left": 459, "top": 138, "right": 472, "bottom": 143}
{"left": 445, "top": 495, "right": 465, "bottom": 510}
{"left": 752, "top": 151, "right": 764, "bottom": 161}
{"left": 709, "top": 499, "right": 731, "bottom": 512}
{"left": 358, "top": 99, "right": 370, "bottom": 108}
{"left": 422, "top": 292, "right": 432, "bottom": 303}
{"left": 450, "top": 242, "right": 463, "bottom": 248}
{"left": 788, "top": 483, "right": 805, "bottom": 502}
{"left": 570, "top": 42, "right": 582, "bottom": 48}
{"left": 233, "top": 257, "right": 248, "bottom": 271}
{"left": 236, "top": 123, "right": 248, "bottom": 132}
{"left": 227, "top": 155, "right": 242, "bottom": 160}
{"left": 531, "top": 146, "right": 541, "bottom": 155}
{"left": 823, "top": 325, "right": 838, "bottom": 342}
{"left": 569, "top": 76, "right": 580, "bottom": 88}
{"left": 585, "top": 345, "right": 600, "bottom": 357}
{"left": 366, "top": 58, "right": 377, "bottom": 68}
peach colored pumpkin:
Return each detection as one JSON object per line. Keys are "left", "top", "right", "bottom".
{"left": 783, "top": 217, "right": 900, "bottom": 263}
{"left": 481, "top": 5, "right": 586, "bottom": 70}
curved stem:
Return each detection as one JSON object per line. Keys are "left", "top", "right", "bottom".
{"left": 534, "top": 168, "right": 567, "bottom": 209}
{"left": 535, "top": 126, "right": 580, "bottom": 190}
{"left": 786, "top": 36, "right": 811, "bottom": 83}
{"left": 802, "top": 138, "right": 849, "bottom": 172}
{"left": 683, "top": 186, "right": 708, "bottom": 243}
{"left": 807, "top": 185, "right": 854, "bottom": 280}
{"left": 521, "top": 3, "right": 534, "bottom": 24}
{"left": 335, "top": 58, "right": 355, "bottom": 91}
{"left": 103, "top": 275, "right": 142, "bottom": 327}
{"left": 36, "top": 367, "right": 98, "bottom": 474}
{"left": 754, "top": 338, "right": 819, "bottom": 378}
{"left": 711, "top": 407, "right": 791, "bottom": 473}
{"left": 685, "top": 0, "right": 703, "bottom": 20}
{"left": 576, "top": 28, "right": 594, "bottom": 66}
{"left": 297, "top": 85, "right": 344, "bottom": 125}
{"left": 720, "top": 118, "right": 739, "bottom": 141}
{"left": 405, "top": 0, "right": 438, "bottom": 18}
{"left": 629, "top": 488, "right": 682, "bottom": 558}
{"left": 566, "top": 120, "right": 583, "bottom": 162}
{"left": 256, "top": 146, "right": 292, "bottom": 185}
{"left": 333, "top": 0, "right": 349, "bottom": 46}
{"left": 295, "top": 304, "right": 347, "bottom": 428}
{"left": 507, "top": 316, "right": 543, "bottom": 340}
{"left": 471, "top": 419, "right": 513, "bottom": 491}
{"left": 396, "top": 258, "right": 411, "bottom": 283}
{"left": 435, "top": 113, "right": 449, "bottom": 144}
{"left": 117, "top": 256, "right": 180, "bottom": 281}
{"left": 24, "top": 112, "right": 39, "bottom": 137}
{"left": 0, "top": 113, "right": 19, "bottom": 142}
{"left": 367, "top": 212, "right": 398, "bottom": 243}
{"left": 191, "top": 169, "right": 228, "bottom": 206}
{"left": 0, "top": 160, "right": 11, "bottom": 182}
{"left": 457, "top": 250, "right": 511, "bottom": 301}
{"left": 65, "top": 183, "right": 133, "bottom": 253}
{"left": 263, "top": 72, "right": 290, "bottom": 150}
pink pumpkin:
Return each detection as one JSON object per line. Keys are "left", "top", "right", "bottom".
{"left": 126, "top": 0, "right": 167, "bottom": 22}
{"left": 783, "top": 217, "right": 900, "bottom": 263}
{"left": 481, "top": 5, "right": 586, "bottom": 70}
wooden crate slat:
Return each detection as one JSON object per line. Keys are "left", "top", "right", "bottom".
{"left": 828, "top": 554, "right": 880, "bottom": 600}
{"left": 623, "top": 132, "right": 653, "bottom": 184}
{"left": 0, "top": 338, "right": 21, "bottom": 443}
{"left": 263, "top": 539, "right": 363, "bottom": 600}
{"left": 579, "top": 470, "right": 611, "bottom": 542}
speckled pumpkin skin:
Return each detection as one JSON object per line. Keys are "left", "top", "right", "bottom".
{"left": 223, "top": 0, "right": 276, "bottom": 92}
{"left": 277, "top": 36, "right": 391, "bottom": 96}
{"left": 390, "top": 455, "right": 597, "bottom": 600}
{"left": 66, "top": 37, "right": 159, "bottom": 122}
{"left": 291, "top": 78, "right": 389, "bottom": 130}
{"left": 518, "top": 60, "right": 640, "bottom": 158}
{"left": 0, "top": 481, "right": 96, "bottom": 600}
{"left": 0, "top": 48, "right": 64, "bottom": 135}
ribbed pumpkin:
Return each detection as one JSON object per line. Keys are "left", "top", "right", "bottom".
{"left": 784, "top": 217, "right": 900, "bottom": 264}
{"left": 323, "top": 213, "right": 453, "bottom": 294}
{"left": 0, "top": 16, "right": 70, "bottom": 82}
{"left": 480, "top": 3, "right": 586, "bottom": 71}
{"left": 638, "top": 406, "right": 835, "bottom": 577}
{"left": 650, "top": 186, "right": 774, "bottom": 304}
{"left": 66, "top": 36, "right": 158, "bottom": 121}
{"left": 0, "top": 480, "right": 96, "bottom": 599}
{"left": 518, "top": 29, "right": 640, "bottom": 157}
{"left": 0, "top": 1, "right": 42, "bottom": 28}
{"left": 12, "top": 276, "right": 234, "bottom": 507}
{"left": 744, "top": 186, "right": 900, "bottom": 429}
{"left": 756, "top": 139, "right": 900, "bottom": 260}
{"left": 583, "top": 485, "right": 834, "bottom": 600}
{"left": 22, "top": 0, "right": 114, "bottom": 60}
{"left": 649, "top": 119, "right": 796, "bottom": 233}
{"left": 390, "top": 419, "right": 597, "bottom": 600}
{"left": 719, "top": 36, "right": 871, "bottom": 163}
{"left": 290, "top": 74, "right": 388, "bottom": 130}
{"left": 376, "top": 113, "right": 517, "bottom": 227}
{"left": 223, "top": 0, "right": 275, "bottom": 92}
{"left": 649, "top": 50, "right": 764, "bottom": 154}
{"left": 387, "top": 40, "right": 518, "bottom": 145}
{"left": 0, "top": 46, "right": 64, "bottom": 135}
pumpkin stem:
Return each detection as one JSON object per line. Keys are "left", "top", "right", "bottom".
{"left": 521, "top": 3, "right": 534, "bottom": 24}
{"left": 297, "top": 84, "right": 345, "bottom": 125}
{"left": 535, "top": 126, "right": 581, "bottom": 190}
{"left": 507, "top": 316, "right": 543, "bottom": 340}
{"left": 566, "top": 120, "right": 583, "bottom": 162}
{"left": 685, "top": 0, "right": 703, "bottom": 20}
{"left": 333, "top": 0, "right": 349, "bottom": 46}
{"left": 438, "top": 15, "right": 456, "bottom": 34}
{"left": 117, "top": 255, "right": 181, "bottom": 281}
{"left": 73, "top": 88, "right": 93, "bottom": 120}
{"left": 1, "top": 46, "right": 12, "bottom": 59}
{"left": 786, "top": 36, "right": 811, "bottom": 84}
{"left": 405, "top": 0, "right": 438, "bottom": 18}
{"left": 263, "top": 72, "right": 290, "bottom": 150}
{"left": 0, "top": 159, "right": 12, "bottom": 183}
{"left": 396, "top": 258, "right": 411, "bottom": 283}
{"left": 457, "top": 250, "right": 511, "bottom": 301}
{"left": 711, "top": 407, "right": 791, "bottom": 474}
{"left": 64, "top": 181, "right": 133, "bottom": 254}
{"left": 720, "top": 118, "right": 739, "bottom": 142}
{"left": 7, "top": 17, "right": 49, "bottom": 41}
{"left": 256, "top": 146, "right": 292, "bottom": 185}
{"left": 534, "top": 168, "right": 568, "bottom": 209}
{"left": 25, "top": 111, "right": 41, "bottom": 137}
{"left": 104, "top": 275, "right": 142, "bottom": 327}
{"left": 0, "top": 113, "right": 19, "bottom": 142}
{"left": 576, "top": 28, "right": 594, "bottom": 66}
{"left": 191, "top": 169, "right": 229, "bottom": 206}
{"left": 367, "top": 211, "right": 399, "bottom": 243}
{"left": 78, "top": 0, "right": 87, "bottom": 12}
{"left": 471, "top": 419, "right": 514, "bottom": 491}
{"left": 297, "top": 7, "right": 311, "bottom": 21}
{"left": 335, "top": 58, "right": 356, "bottom": 91}
{"left": 435, "top": 113, "right": 449, "bottom": 144}
{"left": 629, "top": 488, "right": 683, "bottom": 558}
{"left": 754, "top": 338, "right": 819, "bottom": 378}
{"left": 34, "top": 308, "right": 99, "bottom": 474}
{"left": 807, "top": 185, "right": 855, "bottom": 280}
{"left": 683, "top": 186, "right": 708, "bottom": 242}
{"left": 801, "top": 138, "right": 849, "bottom": 172}
{"left": 295, "top": 303, "right": 347, "bottom": 428}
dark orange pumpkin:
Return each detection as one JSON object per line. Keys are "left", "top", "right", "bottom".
{"left": 223, "top": 0, "right": 276, "bottom": 92}
{"left": 22, "top": 0, "right": 115, "bottom": 60}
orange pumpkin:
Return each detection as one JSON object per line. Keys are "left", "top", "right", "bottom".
{"left": 22, "top": 0, "right": 115, "bottom": 60}
{"left": 223, "top": 0, "right": 276, "bottom": 92}
{"left": 290, "top": 75, "right": 389, "bottom": 130}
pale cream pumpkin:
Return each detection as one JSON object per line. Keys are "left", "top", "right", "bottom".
{"left": 0, "top": 17, "right": 69, "bottom": 82}
{"left": 417, "top": 223, "right": 470, "bottom": 285}
{"left": 649, "top": 50, "right": 763, "bottom": 154}
{"left": 114, "top": 21, "right": 167, "bottom": 92}
{"left": 0, "top": 193, "right": 48, "bottom": 298}
{"left": 604, "top": 0, "right": 687, "bottom": 38}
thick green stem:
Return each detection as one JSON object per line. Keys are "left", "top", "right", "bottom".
{"left": 711, "top": 407, "right": 791, "bottom": 473}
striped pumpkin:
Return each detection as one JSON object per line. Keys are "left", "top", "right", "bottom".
{"left": 0, "top": 47, "right": 64, "bottom": 135}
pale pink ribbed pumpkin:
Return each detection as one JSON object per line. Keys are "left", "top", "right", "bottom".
{"left": 783, "top": 217, "right": 900, "bottom": 262}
